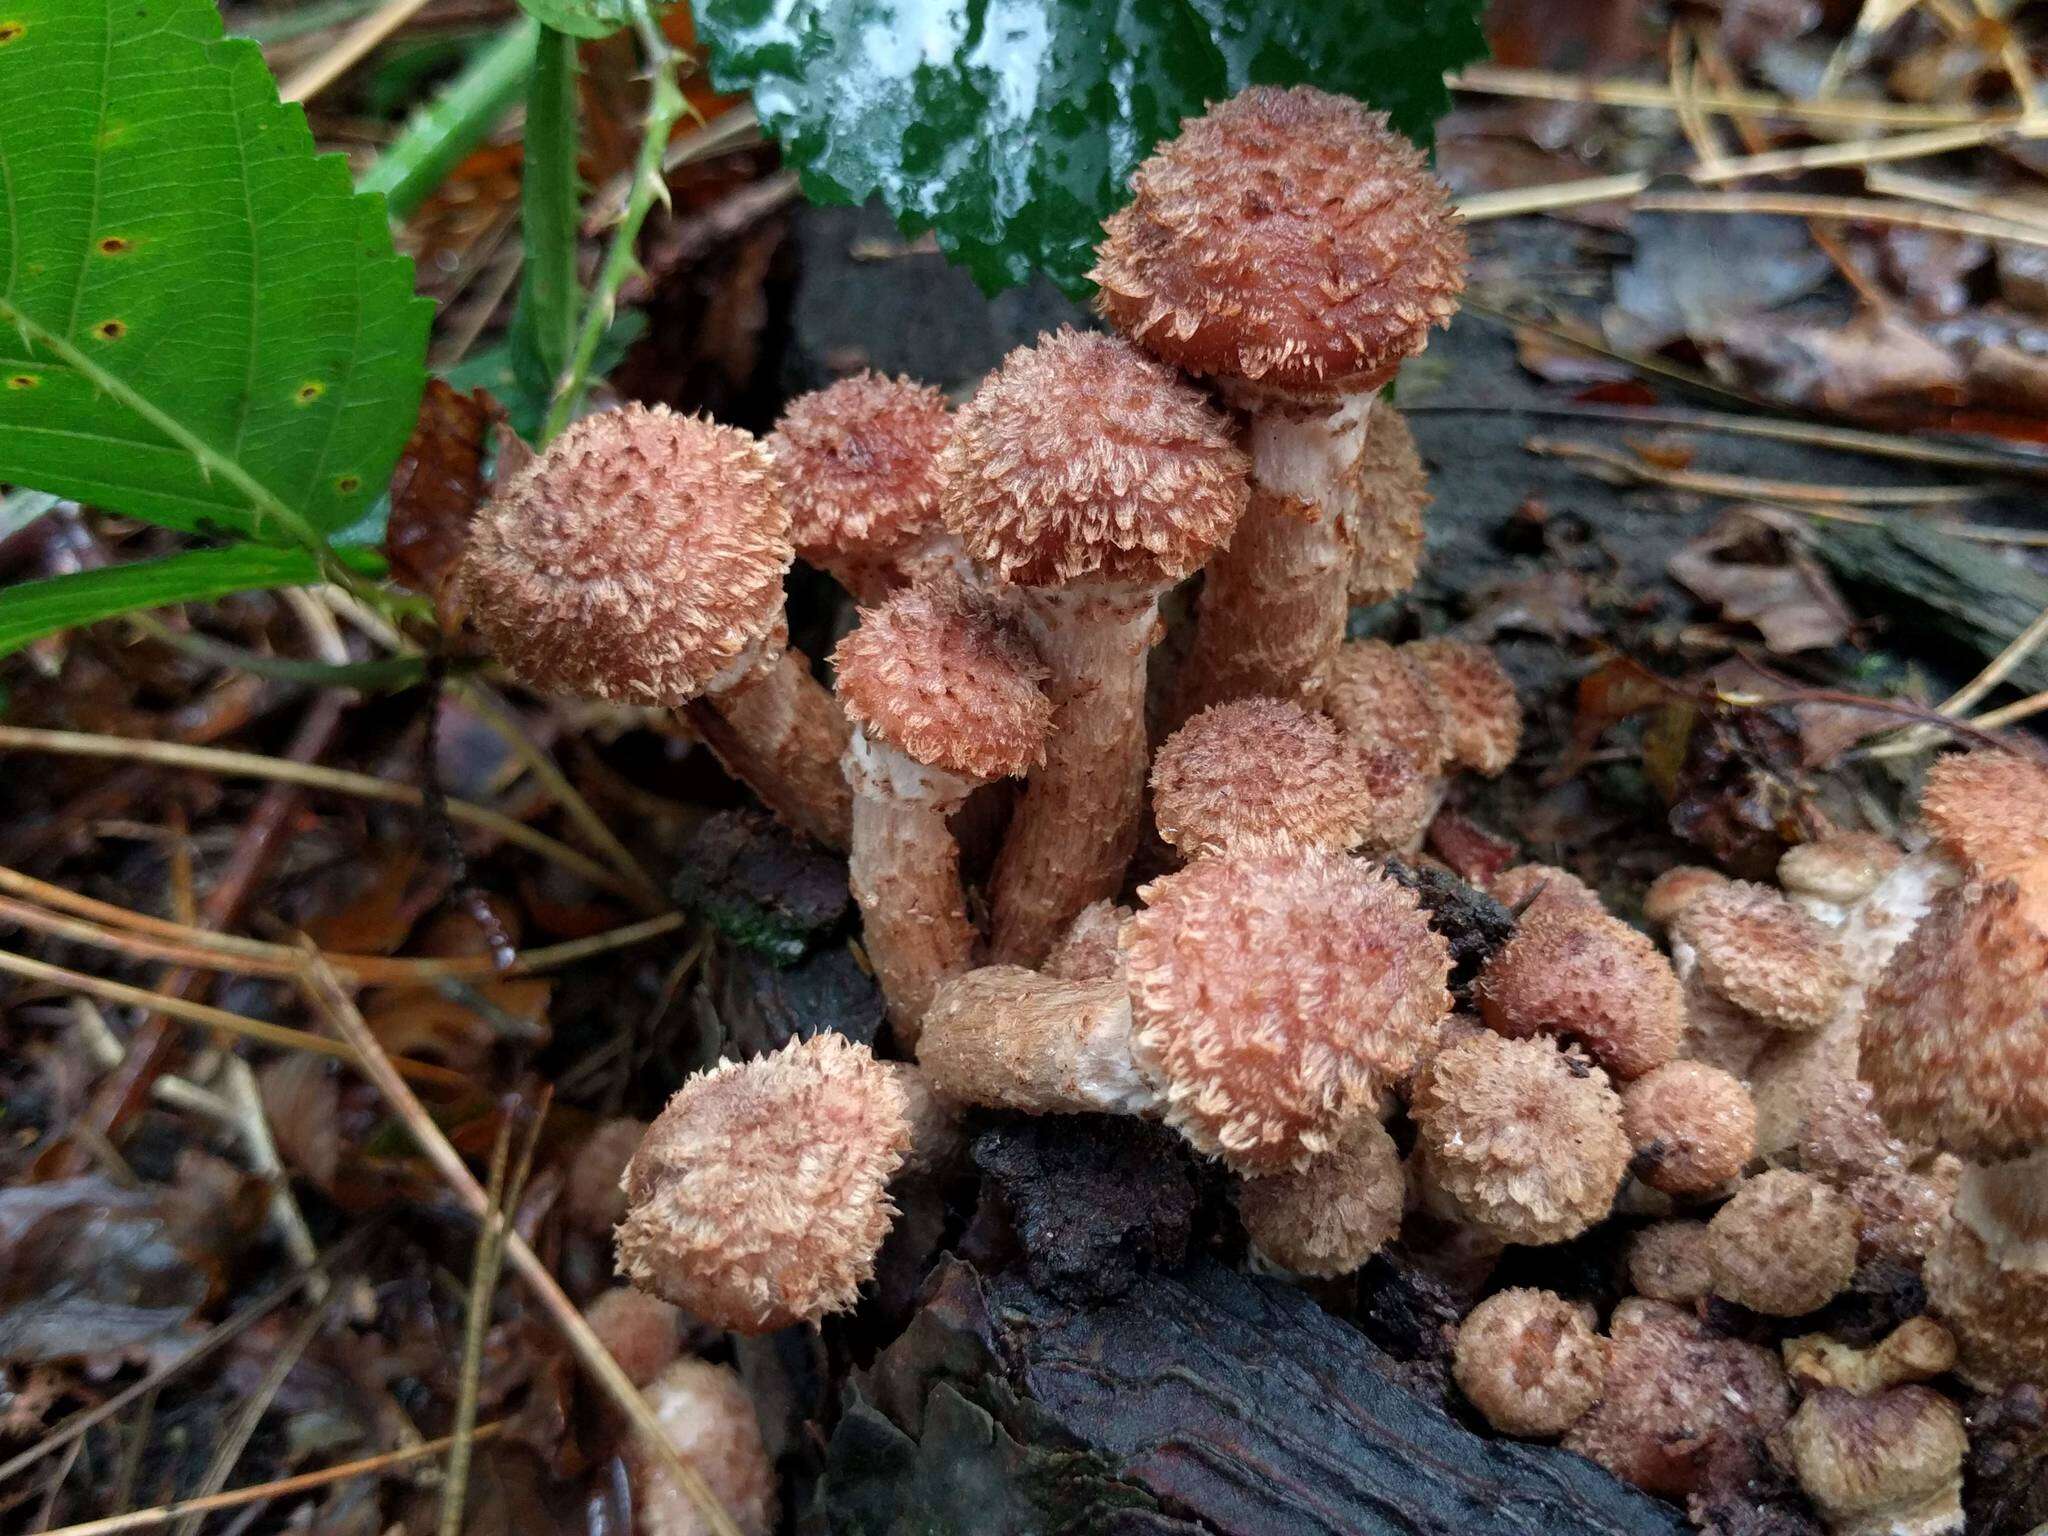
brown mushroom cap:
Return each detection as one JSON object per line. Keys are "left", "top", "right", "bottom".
{"left": 1707, "top": 1170, "right": 1859, "bottom": 1317}
{"left": 1626, "top": 1220, "right": 1715, "bottom": 1304}
{"left": 1672, "top": 880, "right": 1851, "bottom": 1033}
{"left": 1321, "top": 639, "right": 1451, "bottom": 777}
{"left": 1400, "top": 639, "right": 1522, "bottom": 777}
{"left": 1452, "top": 1289, "right": 1607, "bottom": 1438}
{"left": 1622, "top": 1061, "right": 1758, "bottom": 1197}
{"left": 1122, "top": 849, "right": 1451, "bottom": 1173}
{"left": 583, "top": 1288, "right": 684, "bottom": 1389}
{"left": 625, "top": 1358, "right": 778, "bottom": 1536}
{"left": 1092, "top": 86, "right": 1465, "bottom": 397}
{"left": 1411, "top": 1032, "right": 1631, "bottom": 1245}
{"left": 1860, "top": 879, "right": 2048, "bottom": 1162}
{"left": 1920, "top": 749, "right": 2048, "bottom": 887}
{"left": 1642, "top": 865, "right": 1729, "bottom": 930}
{"left": 766, "top": 373, "right": 950, "bottom": 573}
{"left": 1924, "top": 1217, "right": 2048, "bottom": 1389}
{"left": 1236, "top": 1117, "right": 1404, "bottom": 1277}
{"left": 615, "top": 1034, "right": 912, "bottom": 1333}
{"left": 1490, "top": 863, "right": 1604, "bottom": 917}
{"left": 565, "top": 1115, "right": 648, "bottom": 1237}
{"left": 459, "top": 405, "right": 790, "bottom": 706}
{"left": 1778, "top": 832, "right": 1904, "bottom": 908}
{"left": 1782, "top": 1386, "right": 1966, "bottom": 1536}
{"left": 1345, "top": 406, "right": 1432, "bottom": 604}
{"left": 1562, "top": 1297, "right": 1792, "bottom": 1498}
{"left": 1475, "top": 901, "right": 1685, "bottom": 1081}
{"left": 939, "top": 328, "right": 1248, "bottom": 588}
{"left": 831, "top": 577, "right": 1051, "bottom": 780}
{"left": 1151, "top": 697, "right": 1426, "bottom": 858}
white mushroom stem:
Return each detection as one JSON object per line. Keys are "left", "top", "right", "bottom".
{"left": 918, "top": 965, "right": 1161, "bottom": 1119}
{"left": 1954, "top": 1147, "right": 2048, "bottom": 1272}
{"left": 684, "top": 629, "right": 853, "bottom": 851}
{"left": 1173, "top": 386, "right": 1376, "bottom": 720}
{"left": 845, "top": 729, "right": 982, "bottom": 1046}
{"left": 990, "top": 585, "right": 1160, "bottom": 966}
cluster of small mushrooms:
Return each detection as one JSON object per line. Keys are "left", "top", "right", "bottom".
{"left": 456, "top": 83, "right": 2048, "bottom": 1536}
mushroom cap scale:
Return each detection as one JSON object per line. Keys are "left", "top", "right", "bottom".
{"left": 1321, "top": 638, "right": 1451, "bottom": 778}
{"left": 458, "top": 405, "right": 790, "bottom": 706}
{"left": 767, "top": 372, "right": 951, "bottom": 571}
{"left": 832, "top": 578, "right": 1051, "bottom": 781}
{"left": 939, "top": 328, "right": 1248, "bottom": 588}
{"left": 1122, "top": 849, "right": 1451, "bottom": 1174}
{"left": 1093, "top": 86, "right": 1466, "bottom": 396}
{"left": 1919, "top": 749, "right": 2048, "bottom": 889}
{"left": 1399, "top": 639, "right": 1522, "bottom": 777}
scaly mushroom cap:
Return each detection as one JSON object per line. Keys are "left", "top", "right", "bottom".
{"left": 1122, "top": 850, "right": 1451, "bottom": 1173}
{"left": 1411, "top": 1032, "right": 1631, "bottom": 1245}
{"left": 1150, "top": 697, "right": 1424, "bottom": 858}
{"left": 1626, "top": 1220, "right": 1715, "bottom": 1304}
{"left": 766, "top": 372, "right": 951, "bottom": 572}
{"left": 625, "top": 1358, "right": 779, "bottom": 1536}
{"left": 832, "top": 577, "right": 1051, "bottom": 779}
{"left": 1092, "top": 86, "right": 1466, "bottom": 397}
{"left": 1400, "top": 638, "right": 1522, "bottom": 776}
{"left": 1237, "top": 1117, "right": 1404, "bottom": 1277}
{"left": 582, "top": 1288, "right": 683, "bottom": 1389}
{"left": 1345, "top": 405, "right": 1432, "bottom": 604}
{"left": 1642, "top": 865, "right": 1729, "bottom": 930}
{"left": 615, "top": 1034, "right": 912, "bottom": 1333}
{"left": 1621, "top": 1060, "right": 1757, "bottom": 1197}
{"left": 458, "top": 405, "right": 790, "bottom": 706}
{"left": 1452, "top": 1289, "right": 1607, "bottom": 1438}
{"left": 939, "top": 328, "right": 1248, "bottom": 588}
{"left": 1475, "top": 901, "right": 1685, "bottom": 1081}
{"left": 1672, "top": 880, "right": 1850, "bottom": 1033}
{"left": 1490, "top": 863, "right": 1604, "bottom": 917}
{"left": 1920, "top": 749, "right": 2048, "bottom": 889}
{"left": 1778, "top": 833, "right": 1904, "bottom": 907}
{"left": 1321, "top": 639, "right": 1451, "bottom": 777}
{"left": 1707, "top": 1170, "right": 1859, "bottom": 1317}
{"left": 1782, "top": 1387, "right": 1966, "bottom": 1536}
{"left": 1925, "top": 1217, "right": 2048, "bottom": 1388}
{"left": 1860, "top": 879, "right": 2048, "bottom": 1163}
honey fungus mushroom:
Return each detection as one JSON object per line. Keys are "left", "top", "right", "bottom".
{"left": 1150, "top": 696, "right": 1430, "bottom": 859}
{"left": 1321, "top": 638, "right": 1451, "bottom": 781}
{"left": 1780, "top": 1386, "right": 1967, "bottom": 1536}
{"left": 616, "top": 1034, "right": 913, "bottom": 1333}
{"left": 1621, "top": 1061, "right": 1757, "bottom": 1198}
{"left": 1452, "top": 1288, "right": 1607, "bottom": 1438}
{"left": 832, "top": 577, "right": 1051, "bottom": 1041}
{"left": 1410, "top": 1032, "right": 1631, "bottom": 1246}
{"left": 1400, "top": 639, "right": 1522, "bottom": 778}
{"left": 919, "top": 848, "right": 1452, "bottom": 1173}
{"left": 1235, "top": 1117, "right": 1404, "bottom": 1277}
{"left": 1095, "top": 85, "right": 1465, "bottom": 715}
{"left": 1345, "top": 405, "right": 1431, "bottom": 606}
{"left": 1671, "top": 880, "right": 1851, "bottom": 1034}
{"left": 1707, "top": 1170, "right": 1859, "bottom": 1317}
{"left": 625, "top": 1359, "right": 778, "bottom": 1536}
{"left": 942, "top": 328, "right": 1249, "bottom": 965}
{"left": 457, "top": 404, "right": 851, "bottom": 849}
{"left": 765, "top": 372, "right": 953, "bottom": 603}
{"left": 1474, "top": 899, "right": 1684, "bottom": 1082}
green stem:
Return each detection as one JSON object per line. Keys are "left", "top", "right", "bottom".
{"left": 540, "top": 7, "right": 689, "bottom": 443}
{"left": 518, "top": 27, "right": 583, "bottom": 385}
{"left": 357, "top": 20, "right": 540, "bottom": 223}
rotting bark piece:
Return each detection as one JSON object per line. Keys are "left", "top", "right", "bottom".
{"left": 671, "top": 810, "right": 850, "bottom": 965}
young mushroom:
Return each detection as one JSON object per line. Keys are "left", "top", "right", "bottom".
{"left": 1451, "top": 1289, "right": 1607, "bottom": 1438}
{"left": 1474, "top": 899, "right": 1685, "bottom": 1082}
{"left": 1320, "top": 639, "right": 1451, "bottom": 781}
{"left": 457, "top": 404, "right": 851, "bottom": 849}
{"left": 1150, "top": 696, "right": 1430, "bottom": 860}
{"left": 625, "top": 1358, "right": 778, "bottom": 1536}
{"left": 1671, "top": 880, "right": 1851, "bottom": 1035}
{"left": 1706, "top": 1170, "right": 1859, "bottom": 1317}
{"left": 616, "top": 1033, "right": 912, "bottom": 1333}
{"left": 941, "top": 327, "right": 1249, "bottom": 965}
{"left": 1621, "top": 1060, "right": 1757, "bottom": 1199}
{"left": 920, "top": 848, "right": 1451, "bottom": 1173}
{"left": 1410, "top": 1032, "right": 1631, "bottom": 1246}
{"left": 765, "top": 372, "right": 954, "bottom": 604}
{"left": 1780, "top": 1386, "right": 1967, "bottom": 1536}
{"left": 1235, "top": 1117, "right": 1405, "bottom": 1277}
{"left": 1399, "top": 639, "right": 1523, "bottom": 778}
{"left": 1626, "top": 1219, "right": 1715, "bottom": 1305}
{"left": 1345, "top": 405, "right": 1431, "bottom": 607}
{"left": 1778, "top": 832, "right": 1904, "bottom": 930}
{"left": 1094, "top": 85, "right": 1465, "bottom": 714}
{"left": 831, "top": 577, "right": 1052, "bottom": 1042}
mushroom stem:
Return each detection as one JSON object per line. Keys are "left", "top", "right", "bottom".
{"left": 1173, "top": 388, "right": 1375, "bottom": 719}
{"left": 845, "top": 731, "right": 980, "bottom": 1044}
{"left": 683, "top": 642, "right": 853, "bottom": 851}
{"left": 1953, "top": 1147, "right": 2048, "bottom": 1272}
{"left": 990, "top": 586, "right": 1158, "bottom": 965}
{"left": 918, "top": 965, "right": 1161, "bottom": 1119}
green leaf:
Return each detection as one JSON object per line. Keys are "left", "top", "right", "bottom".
{"left": 509, "top": 26, "right": 583, "bottom": 404}
{"left": 0, "top": 0, "right": 434, "bottom": 548}
{"left": 514, "top": 0, "right": 635, "bottom": 41}
{"left": 695, "top": 0, "right": 1488, "bottom": 297}
{"left": 357, "top": 20, "right": 538, "bottom": 222}
{"left": 0, "top": 546, "right": 335, "bottom": 658}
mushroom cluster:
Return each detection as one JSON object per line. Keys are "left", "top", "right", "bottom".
{"left": 452, "top": 77, "right": 2046, "bottom": 1536}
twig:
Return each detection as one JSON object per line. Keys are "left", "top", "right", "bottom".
{"left": 544, "top": 4, "right": 695, "bottom": 441}
{"left": 0, "top": 725, "right": 636, "bottom": 899}
{"left": 1445, "top": 63, "right": 1999, "bottom": 127}
{"left": 438, "top": 1112, "right": 521, "bottom": 1536}
{"left": 31, "top": 1426, "right": 505, "bottom": 1536}
{"left": 1526, "top": 436, "right": 1991, "bottom": 505}
{"left": 294, "top": 951, "right": 745, "bottom": 1536}
{"left": 1634, "top": 191, "right": 2048, "bottom": 250}
{"left": 220, "top": 1057, "right": 322, "bottom": 1274}
{"left": 1863, "top": 602, "right": 2048, "bottom": 758}
{"left": 0, "top": 949, "right": 464, "bottom": 1089}
{"left": 356, "top": 19, "right": 539, "bottom": 223}
{"left": 279, "top": 0, "right": 434, "bottom": 103}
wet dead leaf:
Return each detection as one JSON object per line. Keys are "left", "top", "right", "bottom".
{"left": 386, "top": 380, "right": 495, "bottom": 629}
{"left": 1668, "top": 509, "right": 1855, "bottom": 653}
